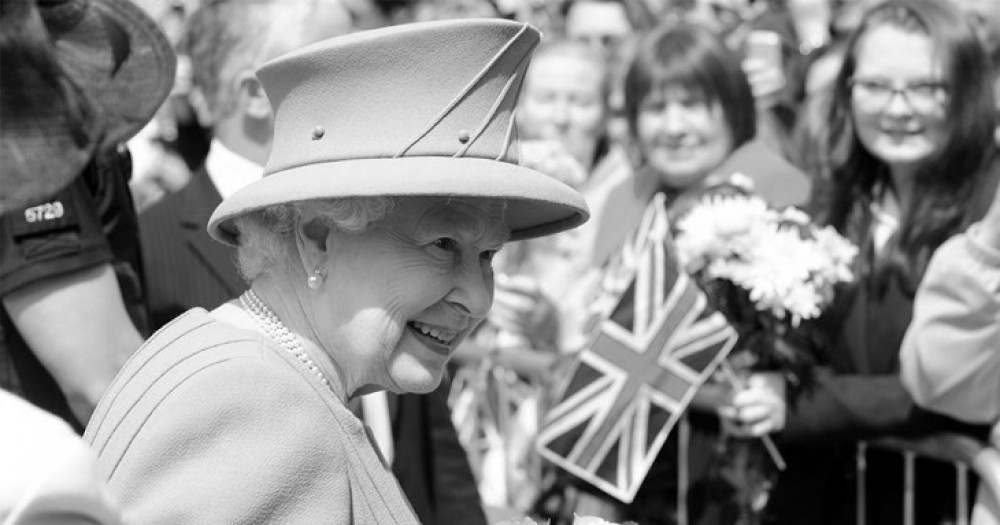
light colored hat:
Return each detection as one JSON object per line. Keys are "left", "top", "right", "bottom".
{"left": 208, "top": 18, "right": 589, "bottom": 246}
{"left": 0, "top": 0, "right": 176, "bottom": 212}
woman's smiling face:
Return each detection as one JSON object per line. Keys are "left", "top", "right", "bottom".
{"left": 316, "top": 197, "right": 509, "bottom": 396}
{"left": 518, "top": 50, "right": 607, "bottom": 170}
{"left": 849, "top": 24, "right": 949, "bottom": 172}
{"left": 637, "top": 84, "right": 734, "bottom": 190}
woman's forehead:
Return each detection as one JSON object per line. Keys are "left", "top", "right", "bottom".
{"left": 387, "top": 197, "right": 510, "bottom": 242}
{"left": 854, "top": 25, "right": 941, "bottom": 78}
{"left": 644, "top": 82, "right": 710, "bottom": 101}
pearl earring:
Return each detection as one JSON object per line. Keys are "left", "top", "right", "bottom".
{"left": 307, "top": 269, "right": 324, "bottom": 289}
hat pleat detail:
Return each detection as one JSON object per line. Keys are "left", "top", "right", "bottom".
{"left": 394, "top": 23, "right": 530, "bottom": 159}
{"left": 454, "top": 69, "right": 520, "bottom": 158}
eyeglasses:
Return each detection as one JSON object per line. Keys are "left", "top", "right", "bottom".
{"left": 849, "top": 77, "right": 950, "bottom": 114}
{"left": 572, "top": 34, "right": 625, "bottom": 57}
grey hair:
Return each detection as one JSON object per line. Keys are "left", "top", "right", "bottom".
{"left": 233, "top": 196, "right": 395, "bottom": 282}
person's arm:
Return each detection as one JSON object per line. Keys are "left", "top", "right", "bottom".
{"left": 2, "top": 263, "right": 143, "bottom": 425}
{"left": 781, "top": 368, "right": 914, "bottom": 441}
{"left": 778, "top": 366, "right": 988, "bottom": 443}
{"left": 0, "top": 390, "right": 122, "bottom": 524}
{"left": 899, "top": 225, "right": 1000, "bottom": 424}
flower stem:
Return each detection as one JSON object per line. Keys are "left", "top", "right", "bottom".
{"left": 718, "top": 360, "right": 786, "bottom": 471}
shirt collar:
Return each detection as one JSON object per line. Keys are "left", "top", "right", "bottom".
{"left": 205, "top": 139, "right": 264, "bottom": 199}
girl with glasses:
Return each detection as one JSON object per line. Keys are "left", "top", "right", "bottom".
{"left": 768, "top": 0, "right": 1000, "bottom": 523}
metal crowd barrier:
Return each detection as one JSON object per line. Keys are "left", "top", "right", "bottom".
{"left": 860, "top": 435, "right": 1000, "bottom": 525}
{"left": 673, "top": 420, "right": 1000, "bottom": 525}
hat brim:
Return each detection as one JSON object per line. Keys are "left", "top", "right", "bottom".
{"left": 0, "top": 0, "right": 173, "bottom": 212}
{"left": 208, "top": 157, "right": 590, "bottom": 246}
{"left": 60, "top": 0, "right": 177, "bottom": 147}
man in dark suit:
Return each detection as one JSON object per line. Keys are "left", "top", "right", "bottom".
{"left": 138, "top": 3, "right": 487, "bottom": 524}
{"left": 140, "top": 163, "right": 240, "bottom": 330}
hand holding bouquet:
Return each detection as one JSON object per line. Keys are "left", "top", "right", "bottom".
{"left": 674, "top": 189, "right": 856, "bottom": 388}
{"left": 672, "top": 186, "right": 857, "bottom": 524}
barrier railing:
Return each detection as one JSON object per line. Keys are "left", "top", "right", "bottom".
{"left": 672, "top": 424, "right": 1000, "bottom": 525}
{"left": 452, "top": 358, "right": 1000, "bottom": 525}
{"left": 861, "top": 434, "right": 1000, "bottom": 525}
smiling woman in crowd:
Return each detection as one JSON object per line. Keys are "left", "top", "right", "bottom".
{"left": 765, "top": 0, "right": 1000, "bottom": 522}
{"left": 83, "top": 19, "right": 587, "bottom": 524}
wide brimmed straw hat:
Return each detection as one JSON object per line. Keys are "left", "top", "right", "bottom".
{"left": 0, "top": 0, "right": 176, "bottom": 211}
{"left": 208, "top": 18, "right": 589, "bottom": 245}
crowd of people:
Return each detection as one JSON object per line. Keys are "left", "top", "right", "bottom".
{"left": 1, "top": 0, "right": 999, "bottom": 524}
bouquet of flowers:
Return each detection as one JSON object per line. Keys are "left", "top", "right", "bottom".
{"left": 672, "top": 188, "right": 858, "bottom": 524}
{"left": 675, "top": 190, "right": 856, "bottom": 389}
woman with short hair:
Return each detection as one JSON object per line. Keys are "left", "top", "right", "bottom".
{"left": 534, "top": 22, "right": 794, "bottom": 525}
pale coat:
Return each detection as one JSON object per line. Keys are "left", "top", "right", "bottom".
{"left": 900, "top": 225, "right": 1000, "bottom": 525}
{"left": 901, "top": 224, "right": 1000, "bottom": 424}
{"left": 84, "top": 308, "right": 419, "bottom": 524}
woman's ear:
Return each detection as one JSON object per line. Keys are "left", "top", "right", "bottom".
{"left": 236, "top": 70, "right": 272, "bottom": 121}
{"left": 294, "top": 217, "right": 333, "bottom": 278}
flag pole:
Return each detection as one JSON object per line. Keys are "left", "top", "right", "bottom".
{"left": 678, "top": 415, "right": 690, "bottom": 525}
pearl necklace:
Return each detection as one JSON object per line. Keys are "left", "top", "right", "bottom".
{"left": 240, "top": 289, "right": 332, "bottom": 391}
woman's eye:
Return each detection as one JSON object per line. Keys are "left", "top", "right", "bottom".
{"left": 640, "top": 99, "right": 664, "bottom": 112}
{"left": 431, "top": 238, "right": 458, "bottom": 253}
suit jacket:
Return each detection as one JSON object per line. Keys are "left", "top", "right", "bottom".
{"left": 140, "top": 166, "right": 244, "bottom": 332}
{"left": 85, "top": 309, "right": 418, "bottom": 525}
{"left": 138, "top": 166, "right": 487, "bottom": 524}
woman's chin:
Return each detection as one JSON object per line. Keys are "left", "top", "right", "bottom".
{"left": 388, "top": 360, "right": 444, "bottom": 394}
{"left": 396, "top": 376, "right": 441, "bottom": 394}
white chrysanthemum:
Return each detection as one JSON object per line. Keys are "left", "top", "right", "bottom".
{"left": 721, "top": 225, "right": 833, "bottom": 324}
{"left": 813, "top": 226, "right": 858, "bottom": 283}
{"left": 779, "top": 206, "right": 811, "bottom": 226}
{"left": 675, "top": 194, "right": 774, "bottom": 273}
{"left": 674, "top": 194, "right": 857, "bottom": 325}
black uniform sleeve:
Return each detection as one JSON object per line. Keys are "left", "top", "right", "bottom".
{"left": 1, "top": 158, "right": 115, "bottom": 297}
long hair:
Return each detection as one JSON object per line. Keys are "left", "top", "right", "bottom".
{"left": 818, "top": 0, "right": 998, "bottom": 293}
{"left": 622, "top": 22, "right": 757, "bottom": 162}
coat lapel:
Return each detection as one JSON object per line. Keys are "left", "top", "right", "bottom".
{"left": 179, "top": 167, "right": 245, "bottom": 296}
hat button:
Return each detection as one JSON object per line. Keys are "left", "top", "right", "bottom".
{"left": 312, "top": 125, "right": 325, "bottom": 140}
{"left": 457, "top": 129, "right": 471, "bottom": 144}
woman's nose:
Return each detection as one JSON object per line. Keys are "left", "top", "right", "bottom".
{"left": 656, "top": 104, "right": 688, "bottom": 137}
{"left": 447, "top": 257, "right": 493, "bottom": 320}
{"left": 883, "top": 89, "right": 916, "bottom": 117}
{"left": 551, "top": 99, "right": 571, "bottom": 127}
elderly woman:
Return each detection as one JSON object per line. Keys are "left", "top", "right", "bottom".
{"left": 83, "top": 19, "right": 587, "bottom": 524}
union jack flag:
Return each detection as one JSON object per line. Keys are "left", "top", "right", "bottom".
{"left": 536, "top": 196, "right": 738, "bottom": 503}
